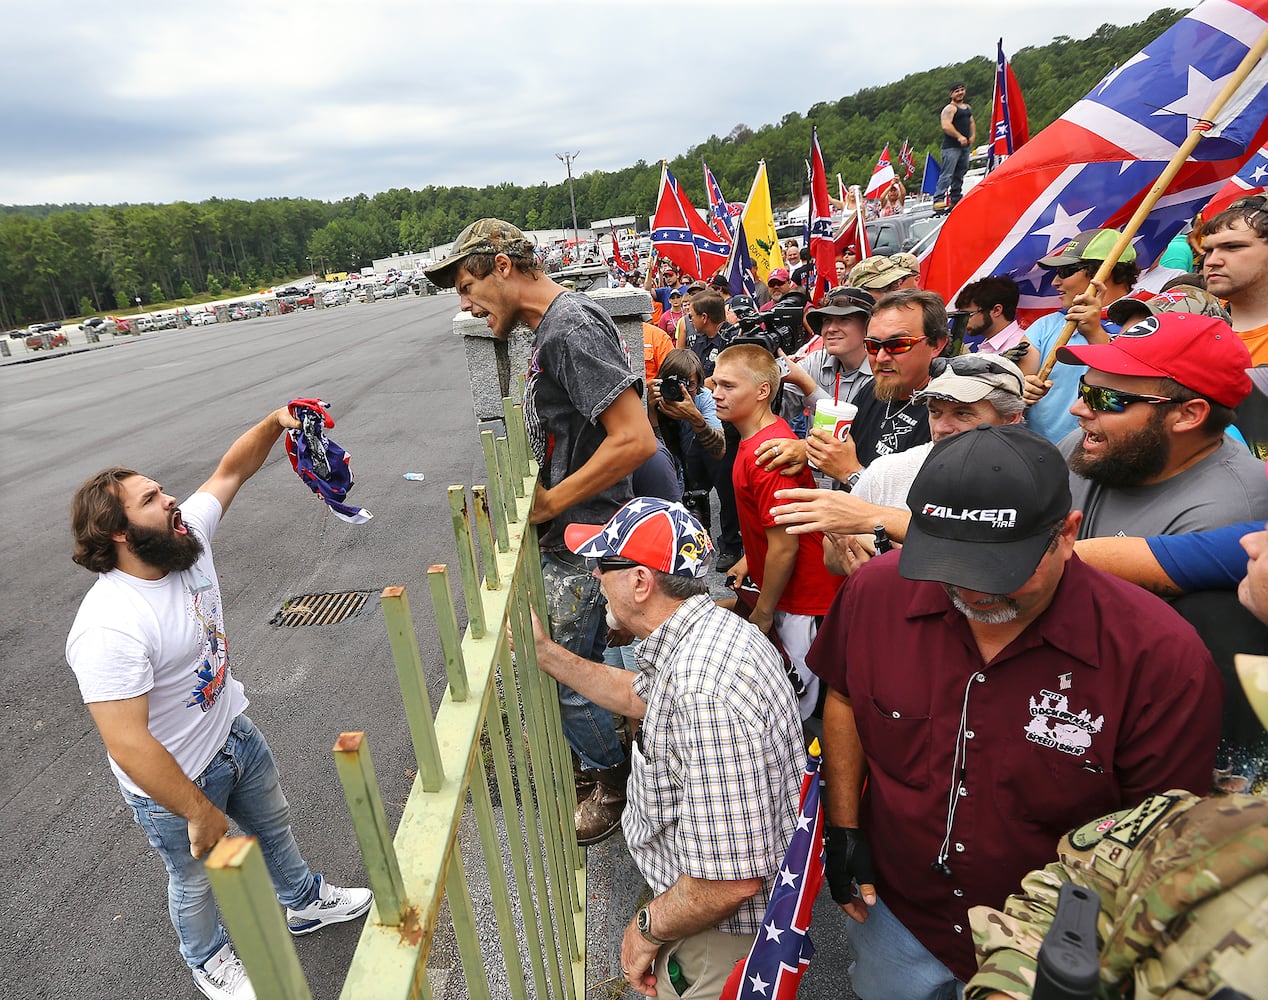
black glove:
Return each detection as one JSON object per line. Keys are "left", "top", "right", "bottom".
{"left": 824, "top": 826, "right": 875, "bottom": 906}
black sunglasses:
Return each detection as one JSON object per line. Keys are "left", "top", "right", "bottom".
{"left": 929, "top": 355, "right": 1023, "bottom": 392}
{"left": 589, "top": 556, "right": 640, "bottom": 573}
{"left": 1055, "top": 263, "right": 1090, "bottom": 280}
{"left": 1077, "top": 376, "right": 1178, "bottom": 414}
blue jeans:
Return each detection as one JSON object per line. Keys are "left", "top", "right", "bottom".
{"left": 122, "top": 714, "right": 318, "bottom": 970}
{"left": 540, "top": 551, "right": 626, "bottom": 770}
{"left": 845, "top": 894, "right": 964, "bottom": 1000}
{"left": 934, "top": 145, "right": 971, "bottom": 203}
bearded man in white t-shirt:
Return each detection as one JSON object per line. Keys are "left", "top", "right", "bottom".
{"left": 65, "top": 406, "right": 372, "bottom": 1000}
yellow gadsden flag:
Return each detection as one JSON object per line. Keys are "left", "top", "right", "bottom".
{"left": 741, "top": 160, "right": 784, "bottom": 282}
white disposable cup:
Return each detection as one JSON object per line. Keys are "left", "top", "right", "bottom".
{"left": 813, "top": 400, "right": 858, "bottom": 442}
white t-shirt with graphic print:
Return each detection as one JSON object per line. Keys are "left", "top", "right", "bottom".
{"left": 66, "top": 492, "right": 248, "bottom": 796}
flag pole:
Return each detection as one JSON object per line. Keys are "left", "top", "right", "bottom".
{"left": 1037, "top": 26, "right": 1268, "bottom": 380}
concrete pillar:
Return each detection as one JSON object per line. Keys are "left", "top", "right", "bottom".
{"left": 453, "top": 286, "right": 653, "bottom": 424}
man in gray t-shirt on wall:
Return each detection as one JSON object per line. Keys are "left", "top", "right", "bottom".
{"left": 426, "top": 220, "right": 656, "bottom": 845}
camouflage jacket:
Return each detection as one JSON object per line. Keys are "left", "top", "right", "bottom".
{"left": 965, "top": 791, "right": 1268, "bottom": 999}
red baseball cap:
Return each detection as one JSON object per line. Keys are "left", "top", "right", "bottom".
{"left": 1056, "top": 313, "right": 1252, "bottom": 409}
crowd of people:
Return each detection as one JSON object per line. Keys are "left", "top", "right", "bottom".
{"left": 63, "top": 197, "right": 1268, "bottom": 1000}
{"left": 415, "top": 202, "right": 1268, "bottom": 1000}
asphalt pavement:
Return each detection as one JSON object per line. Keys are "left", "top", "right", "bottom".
{"left": 0, "top": 295, "right": 858, "bottom": 1000}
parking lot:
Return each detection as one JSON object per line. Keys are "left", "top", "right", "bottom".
{"left": 0, "top": 294, "right": 492, "bottom": 999}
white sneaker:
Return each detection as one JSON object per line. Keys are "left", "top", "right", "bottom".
{"left": 193, "top": 942, "right": 256, "bottom": 1000}
{"left": 285, "top": 874, "right": 373, "bottom": 936}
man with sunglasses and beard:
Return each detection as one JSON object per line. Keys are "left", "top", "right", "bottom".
{"left": 753, "top": 289, "right": 949, "bottom": 491}
{"left": 65, "top": 406, "right": 374, "bottom": 1000}
{"left": 1055, "top": 312, "right": 1268, "bottom": 538}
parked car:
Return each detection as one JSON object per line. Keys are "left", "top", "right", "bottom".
{"left": 378, "top": 283, "right": 410, "bottom": 299}
{"left": 7, "top": 329, "right": 26, "bottom": 339}
{"left": 864, "top": 206, "right": 938, "bottom": 256}
{"left": 190, "top": 312, "right": 216, "bottom": 326}
{"left": 111, "top": 316, "right": 132, "bottom": 334}
{"left": 322, "top": 290, "right": 350, "bottom": 307}
{"left": 26, "top": 331, "right": 69, "bottom": 350}
{"left": 295, "top": 293, "right": 315, "bottom": 309}
{"left": 79, "top": 316, "right": 107, "bottom": 332}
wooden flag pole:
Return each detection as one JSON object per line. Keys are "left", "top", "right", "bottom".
{"left": 1036, "top": 26, "right": 1268, "bottom": 382}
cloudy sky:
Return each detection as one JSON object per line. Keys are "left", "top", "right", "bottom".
{"left": 4, "top": 0, "right": 1176, "bottom": 208}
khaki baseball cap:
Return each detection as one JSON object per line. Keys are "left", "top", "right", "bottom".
{"left": 424, "top": 218, "right": 535, "bottom": 287}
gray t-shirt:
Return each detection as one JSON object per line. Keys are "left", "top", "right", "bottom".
{"left": 780, "top": 349, "right": 872, "bottom": 424}
{"left": 523, "top": 291, "right": 640, "bottom": 550}
{"left": 1061, "top": 432, "right": 1268, "bottom": 538}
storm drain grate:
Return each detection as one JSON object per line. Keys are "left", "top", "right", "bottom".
{"left": 270, "top": 591, "right": 375, "bottom": 627}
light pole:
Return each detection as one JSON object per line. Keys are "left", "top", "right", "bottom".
{"left": 556, "top": 151, "right": 581, "bottom": 252}
{"left": 135, "top": 296, "right": 142, "bottom": 315}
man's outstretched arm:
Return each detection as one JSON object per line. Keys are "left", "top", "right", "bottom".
{"left": 197, "top": 405, "right": 301, "bottom": 514}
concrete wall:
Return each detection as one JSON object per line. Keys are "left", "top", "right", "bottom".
{"left": 453, "top": 286, "right": 654, "bottom": 423}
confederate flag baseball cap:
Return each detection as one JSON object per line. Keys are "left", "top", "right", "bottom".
{"left": 564, "top": 498, "right": 715, "bottom": 578}
{"left": 900, "top": 425, "right": 1071, "bottom": 593}
{"left": 1056, "top": 313, "right": 1252, "bottom": 409}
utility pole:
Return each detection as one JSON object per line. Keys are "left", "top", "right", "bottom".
{"left": 556, "top": 151, "right": 581, "bottom": 250}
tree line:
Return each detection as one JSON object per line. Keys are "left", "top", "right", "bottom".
{"left": 0, "top": 8, "right": 1184, "bottom": 327}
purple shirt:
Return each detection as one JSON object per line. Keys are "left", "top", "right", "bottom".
{"left": 806, "top": 553, "right": 1222, "bottom": 981}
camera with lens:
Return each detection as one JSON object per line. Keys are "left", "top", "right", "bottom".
{"left": 660, "top": 374, "right": 686, "bottom": 402}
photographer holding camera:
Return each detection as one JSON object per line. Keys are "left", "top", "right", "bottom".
{"left": 649, "top": 345, "right": 740, "bottom": 567}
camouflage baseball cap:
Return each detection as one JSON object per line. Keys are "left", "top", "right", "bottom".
{"left": 890, "top": 252, "right": 920, "bottom": 275}
{"left": 849, "top": 255, "right": 911, "bottom": 290}
{"left": 1146, "top": 284, "right": 1232, "bottom": 322}
{"left": 424, "top": 218, "right": 535, "bottom": 288}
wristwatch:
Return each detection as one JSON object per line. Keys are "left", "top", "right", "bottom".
{"left": 844, "top": 471, "right": 862, "bottom": 492}
{"left": 637, "top": 904, "right": 668, "bottom": 945}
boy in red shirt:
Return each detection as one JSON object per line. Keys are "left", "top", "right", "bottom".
{"left": 712, "top": 343, "right": 843, "bottom": 719}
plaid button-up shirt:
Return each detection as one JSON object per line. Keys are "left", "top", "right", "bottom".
{"left": 624, "top": 594, "right": 803, "bottom": 935}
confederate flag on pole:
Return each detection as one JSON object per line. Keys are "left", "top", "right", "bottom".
{"left": 922, "top": 0, "right": 1268, "bottom": 325}
{"left": 1205, "top": 141, "right": 1268, "bottom": 216}
{"left": 610, "top": 231, "right": 630, "bottom": 273}
{"left": 863, "top": 145, "right": 896, "bottom": 199}
{"left": 719, "top": 743, "right": 825, "bottom": 1000}
{"left": 985, "top": 38, "right": 1030, "bottom": 174}
{"left": 808, "top": 127, "right": 837, "bottom": 303}
{"left": 704, "top": 159, "right": 737, "bottom": 245}
{"left": 651, "top": 165, "right": 731, "bottom": 280}
{"left": 833, "top": 185, "right": 871, "bottom": 261}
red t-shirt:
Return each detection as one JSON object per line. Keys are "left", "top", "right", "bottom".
{"left": 806, "top": 553, "right": 1222, "bottom": 981}
{"left": 733, "top": 419, "right": 843, "bottom": 616}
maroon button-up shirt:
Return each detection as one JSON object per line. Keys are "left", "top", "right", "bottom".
{"left": 806, "top": 552, "right": 1222, "bottom": 981}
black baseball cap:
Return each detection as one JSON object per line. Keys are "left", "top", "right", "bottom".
{"left": 900, "top": 425, "right": 1071, "bottom": 593}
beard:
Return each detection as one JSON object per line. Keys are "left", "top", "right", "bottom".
{"left": 126, "top": 521, "right": 204, "bottom": 573}
{"left": 873, "top": 371, "right": 908, "bottom": 402}
{"left": 1068, "top": 411, "right": 1170, "bottom": 488}
{"left": 944, "top": 585, "right": 1021, "bottom": 625}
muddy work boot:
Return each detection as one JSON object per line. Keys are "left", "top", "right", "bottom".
{"left": 575, "top": 756, "right": 629, "bottom": 846}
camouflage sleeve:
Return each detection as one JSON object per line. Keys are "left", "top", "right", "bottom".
{"left": 963, "top": 804, "right": 1142, "bottom": 999}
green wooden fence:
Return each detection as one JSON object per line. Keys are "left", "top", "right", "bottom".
{"left": 205, "top": 396, "right": 586, "bottom": 1000}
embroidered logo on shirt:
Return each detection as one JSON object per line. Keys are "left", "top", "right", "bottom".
{"left": 1024, "top": 689, "right": 1104, "bottom": 755}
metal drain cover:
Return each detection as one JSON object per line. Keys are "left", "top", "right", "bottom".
{"left": 270, "top": 591, "right": 375, "bottom": 627}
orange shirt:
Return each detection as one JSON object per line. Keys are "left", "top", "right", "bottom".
{"left": 642, "top": 323, "right": 674, "bottom": 382}
{"left": 1237, "top": 322, "right": 1268, "bottom": 364}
